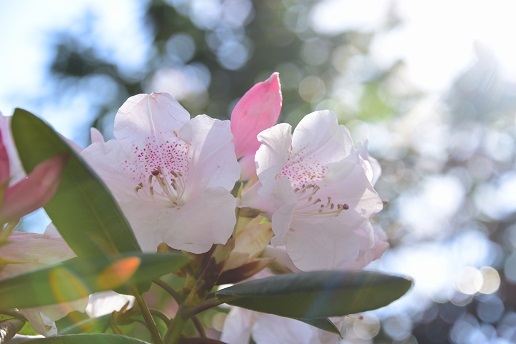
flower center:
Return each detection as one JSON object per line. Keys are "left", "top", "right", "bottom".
{"left": 292, "top": 183, "right": 348, "bottom": 218}
{"left": 276, "top": 150, "right": 348, "bottom": 217}
{"left": 123, "top": 134, "right": 190, "bottom": 207}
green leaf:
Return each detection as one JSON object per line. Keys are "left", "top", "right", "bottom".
{"left": 297, "top": 317, "right": 341, "bottom": 336}
{"left": 216, "top": 271, "right": 412, "bottom": 318}
{"left": 11, "top": 108, "right": 140, "bottom": 258}
{"left": 56, "top": 312, "right": 108, "bottom": 335}
{"left": 0, "top": 252, "right": 189, "bottom": 310}
{"left": 26, "top": 334, "right": 150, "bottom": 343}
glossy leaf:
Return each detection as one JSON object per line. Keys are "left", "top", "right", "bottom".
{"left": 0, "top": 253, "right": 188, "bottom": 310}
{"left": 11, "top": 108, "right": 140, "bottom": 257}
{"left": 297, "top": 317, "right": 341, "bottom": 336}
{"left": 26, "top": 334, "right": 150, "bottom": 343}
{"left": 216, "top": 271, "right": 412, "bottom": 318}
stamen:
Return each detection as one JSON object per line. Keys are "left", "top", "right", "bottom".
{"left": 126, "top": 136, "right": 190, "bottom": 208}
{"left": 292, "top": 186, "right": 348, "bottom": 218}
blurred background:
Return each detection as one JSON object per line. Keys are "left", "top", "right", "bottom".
{"left": 1, "top": 0, "right": 515, "bottom": 343}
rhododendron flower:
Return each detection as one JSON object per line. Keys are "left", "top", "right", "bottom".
{"left": 221, "top": 303, "right": 344, "bottom": 344}
{"left": 0, "top": 114, "right": 67, "bottom": 224}
{"left": 82, "top": 93, "right": 240, "bottom": 253}
{"left": 242, "top": 110, "right": 385, "bottom": 270}
{"left": 230, "top": 73, "right": 282, "bottom": 180}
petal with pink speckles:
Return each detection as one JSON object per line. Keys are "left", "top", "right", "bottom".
{"left": 242, "top": 110, "right": 383, "bottom": 271}
{"left": 82, "top": 93, "right": 239, "bottom": 254}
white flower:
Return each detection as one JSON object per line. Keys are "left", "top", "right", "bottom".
{"left": 82, "top": 93, "right": 240, "bottom": 253}
{"left": 242, "top": 110, "right": 384, "bottom": 270}
{"left": 221, "top": 307, "right": 344, "bottom": 344}
{"left": 86, "top": 291, "right": 134, "bottom": 318}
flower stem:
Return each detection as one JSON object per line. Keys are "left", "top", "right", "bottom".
{"left": 130, "top": 286, "right": 163, "bottom": 344}
{"left": 164, "top": 306, "right": 188, "bottom": 344}
{"left": 153, "top": 279, "right": 183, "bottom": 304}
{"left": 184, "top": 297, "right": 224, "bottom": 318}
{"left": 191, "top": 316, "right": 205, "bottom": 337}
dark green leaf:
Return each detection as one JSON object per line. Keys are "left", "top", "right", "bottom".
{"left": 11, "top": 108, "right": 140, "bottom": 257}
{"left": 216, "top": 271, "right": 412, "bottom": 318}
{"left": 0, "top": 253, "right": 188, "bottom": 310}
{"left": 26, "top": 334, "right": 150, "bottom": 343}
{"left": 297, "top": 317, "right": 341, "bottom": 336}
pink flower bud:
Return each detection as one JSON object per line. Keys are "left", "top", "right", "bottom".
{"left": 231, "top": 73, "right": 282, "bottom": 160}
{"left": 0, "top": 153, "right": 68, "bottom": 223}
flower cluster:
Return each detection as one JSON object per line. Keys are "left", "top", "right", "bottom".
{"left": 82, "top": 73, "right": 386, "bottom": 271}
{"left": 79, "top": 74, "right": 388, "bottom": 342}
{"left": 0, "top": 72, "right": 392, "bottom": 343}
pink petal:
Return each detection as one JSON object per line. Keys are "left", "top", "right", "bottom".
{"left": 0, "top": 153, "right": 68, "bottom": 222}
{"left": 231, "top": 73, "right": 282, "bottom": 159}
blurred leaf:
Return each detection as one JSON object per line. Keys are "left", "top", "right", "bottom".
{"left": 11, "top": 108, "right": 140, "bottom": 258}
{"left": 26, "top": 334, "right": 150, "bottom": 343}
{"left": 297, "top": 317, "right": 341, "bottom": 336}
{"left": 0, "top": 253, "right": 188, "bottom": 310}
{"left": 358, "top": 82, "right": 395, "bottom": 121}
{"left": 0, "top": 317, "right": 25, "bottom": 342}
{"left": 216, "top": 271, "right": 412, "bottom": 318}
{"left": 56, "top": 312, "right": 107, "bottom": 335}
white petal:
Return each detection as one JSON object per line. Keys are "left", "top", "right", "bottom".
{"left": 325, "top": 153, "right": 383, "bottom": 219}
{"left": 291, "top": 110, "right": 353, "bottom": 164}
{"left": 81, "top": 139, "right": 136, "bottom": 198}
{"left": 343, "top": 222, "right": 389, "bottom": 270}
{"left": 270, "top": 177, "right": 297, "bottom": 246}
{"left": 179, "top": 115, "right": 240, "bottom": 194}
{"left": 255, "top": 123, "right": 292, "bottom": 196}
{"left": 262, "top": 246, "right": 300, "bottom": 272}
{"left": 158, "top": 187, "right": 236, "bottom": 253}
{"left": 286, "top": 219, "right": 361, "bottom": 271}
{"left": 114, "top": 93, "right": 190, "bottom": 151}
{"left": 252, "top": 314, "right": 316, "bottom": 344}
{"left": 357, "top": 140, "right": 381, "bottom": 186}
{"left": 221, "top": 307, "right": 253, "bottom": 344}
{"left": 0, "top": 232, "right": 75, "bottom": 270}
{"left": 86, "top": 291, "right": 135, "bottom": 318}
{"left": 90, "top": 127, "right": 105, "bottom": 144}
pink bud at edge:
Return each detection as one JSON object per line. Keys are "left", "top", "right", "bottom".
{"left": 0, "top": 153, "right": 69, "bottom": 223}
{"left": 230, "top": 73, "right": 282, "bottom": 159}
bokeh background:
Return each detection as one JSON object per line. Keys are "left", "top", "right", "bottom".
{"left": 1, "top": 0, "right": 516, "bottom": 343}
